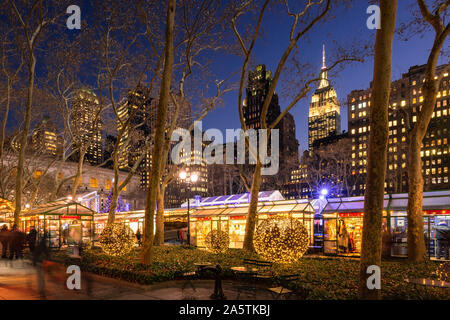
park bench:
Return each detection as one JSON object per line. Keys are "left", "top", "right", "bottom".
{"left": 404, "top": 277, "right": 450, "bottom": 299}
{"left": 233, "top": 259, "right": 273, "bottom": 299}
{"left": 243, "top": 259, "right": 273, "bottom": 277}
{"left": 181, "top": 271, "right": 197, "bottom": 294}
{"left": 267, "top": 274, "right": 300, "bottom": 300}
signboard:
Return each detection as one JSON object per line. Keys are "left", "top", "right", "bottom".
{"left": 339, "top": 212, "right": 364, "bottom": 218}
{"left": 230, "top": 216, "right": 246, "bottom": 220}
{"left": 61, "top": 215, "right": 80, "bottom": 220}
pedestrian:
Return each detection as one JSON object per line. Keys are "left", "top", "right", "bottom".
{"left": 0, "top": 224, "right": 9, "bottom": 258}
{"left": 27, "top": 226, "right": 37, "bottom": 253}
{"left": 9, "top": 225, "right": 25, "bottom": 260}
{"left": 33, "top": 232, "right": 50, "bottom": 267}
{"left": 136, "top": 229, "right": 142, "bottom": 246}
{"left": 33, "top": 232, "right": 51, "bottom": 298}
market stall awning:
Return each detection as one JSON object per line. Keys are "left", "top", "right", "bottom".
{"left": 191, "top": 199, "right": 315, "bottom": 218}
{"left": 21, "top": 199, "right": 95, "bottom": 217}
{"left": 183, "top": 190, "right": 285, "bottom": 208}
{"left": 323, "top": 195, "right": 389, "bottom": 214}
{"left": 389, "top": 190, "right": 450, "bottom": 211}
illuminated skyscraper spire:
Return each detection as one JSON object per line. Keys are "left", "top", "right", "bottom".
{"left": 322, "top": 43, "right": 326, "bottom": 70}
{"left": 319, "top": 43, "right": 329, "bottom": 88}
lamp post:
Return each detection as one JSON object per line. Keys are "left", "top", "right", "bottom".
{"left": 179, "top": 170, "right": 198, "bottom": 245}
{"left": 319, "top": 188, "right": 329, "bottom": 254}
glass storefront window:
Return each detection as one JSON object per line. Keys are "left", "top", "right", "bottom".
{"left": 229, "top": 219, "right": 245, "bottom": 249}
{"left": 431, "top": 215, "right": 450, "bottom": 260}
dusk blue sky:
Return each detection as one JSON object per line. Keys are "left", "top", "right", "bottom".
{"left": 201, "top": 0, "right": 447, "bottom": 152}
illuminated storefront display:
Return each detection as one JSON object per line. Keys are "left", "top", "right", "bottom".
{"left": 94, "top": 208, "right": 188, "bottom": 238}
{"left": 388, "top": 191, "right": 450, "bottom": 259}
{"left": 322, "top": 191, "right": 450, "bottom": 259}
{"left": 190, "top": 200, "right": 315, "bottom": 249}
{"left": 20, "top": 199, "right": 95, "bottom": 248}
{"left": 0, "top": 198, "right": 14, "bottom": 226}
{"left": 322, "top": 196, "right": 389, "bottom": 256}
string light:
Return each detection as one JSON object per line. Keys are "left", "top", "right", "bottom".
{"left": 253, "top": 214, "right": 309, "bottom": 264}
{"left": 436, "top": 262, "right": 449, "bottom": 282}
{"left": 99, "top": 223, "right": 135, "bottom": 257}
{"left": 205, "top": 229, "right": 229, "bottom": 253}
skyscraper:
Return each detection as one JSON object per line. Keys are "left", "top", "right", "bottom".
{"left": 117, "top": 85, "right": 153, "bottom": 170}
{"left": 32, "top": 116, "right": 58, "bottom": 156}
{"left": 348, "top": 63, "right": 450, "bottom": 195}
{"left": 243, "top": 64, "right": 280, "bottom": 130}
{"left": 71, "top": 89, "right": 103, "bottom": 165}
{"left": 308, "top": 45, "right": 341, "bottom": 149}
{"left": 241, "top": 65, "right": 299, "bottom": 189}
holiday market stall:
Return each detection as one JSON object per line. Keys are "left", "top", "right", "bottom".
{"left": 321, "top": 195, "right": 390, "bottom": 256}
{"left": 20, "top": 199, "right": 95, "bottom": 248}
{"left": 0, "top": 198, "right": 14, "bottom": 227}
{"left": 388, "top": 190, "right": 450, "bottom": 259}
{"left": 189, "top": 199, "right": 315, "bottom": 249}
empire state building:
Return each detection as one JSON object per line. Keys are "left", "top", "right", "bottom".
{"left": 308, "top": 45, "right": 341, "bottom": 149}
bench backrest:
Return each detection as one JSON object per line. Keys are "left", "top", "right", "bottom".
{"left": 244, "top": 258, "right": 272, "bottom": 268}
{"left": 280, "top": 274, "right": 299, "bottom": 282}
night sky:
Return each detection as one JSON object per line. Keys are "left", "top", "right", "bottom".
{"left": 202, "top": 0, "right": 447, "bottom": 152}
{"left": 6, "top": 1, "right": 446, "bottom": 152}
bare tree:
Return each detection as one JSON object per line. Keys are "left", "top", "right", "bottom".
{"left": 7, "top": 0, "right": 69, "bottom": 225}
{"left": 231, "top": 0, "right": 362, "bottom": 252}
{"left": 142, "top": 0, "right": 176, "bottom": 265}
{"left": 359, "top": 0, "right": 397, "bottom": 300}
{"left": 404, "top": 0, "right": 449, "bottom": 262}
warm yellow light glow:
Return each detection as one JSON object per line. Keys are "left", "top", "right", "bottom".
{"left": 254, "top": 215, "right": 309, "bottom": 264}
{"left": 100, "top": 223, "right": 135, "bottom": 257}
{"left": 205, "top": 229, "right": 229, "bottom": 253}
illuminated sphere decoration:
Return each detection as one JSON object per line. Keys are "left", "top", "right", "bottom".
{"left": 205, "top": 229, "right": 229, "bottom": 253}
{"left": 99, "top": 223, "right": 135, "bottom": 257}
{"left": 436, "top": 262, "right": 450, "bottom": 282}
{"left": 254, "top": 215, "right": 309, "bottom": 264}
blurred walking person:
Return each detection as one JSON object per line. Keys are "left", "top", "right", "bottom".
{"left": 136, "top": 229, "right": 142, "bottom": 247}
{"left": 33, "top": 232, "right": 51, "bottom": 299}
{"left": 9, "top": 225, "right": 25, "bottom": 260}
{"left": 27, "top": 226, "right": 37, "bottom": 253}
{"left": 0, "top": 225, "right": 9, "bottom": 258}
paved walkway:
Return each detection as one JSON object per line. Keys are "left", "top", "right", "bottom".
{"left": 0, "top": 259, "right": 276, "bottom": 300}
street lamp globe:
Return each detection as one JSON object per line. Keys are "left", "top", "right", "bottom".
{"left": 320, "top": 188, "right": 329, "bottom": 196}
{"left": 179, "top": 170, "right": 187, "bottom": 180}
{"left": 191, "top": 173, "right": 199, "bottom": 183}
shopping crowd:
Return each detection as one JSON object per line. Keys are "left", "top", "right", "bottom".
{"left": 0, "top": 224, "right": 37, "bottom": 260}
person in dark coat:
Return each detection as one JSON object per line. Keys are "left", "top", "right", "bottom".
{"left": 9, "top": 225, "right": 25, "bottom": 260}
{"left": 27, "top": 226, "right": 37, "bottom": 253}
{"left": 0, "top": 225, "right": 9, "bottom": 258}
{"left": 33, "top": 232, "right": 50, "bottom": 266}
{"left": 136, "top": 229, "right": 142, "bottom": 246}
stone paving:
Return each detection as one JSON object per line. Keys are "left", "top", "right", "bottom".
{"left": 0, "top": 259, "right": 277, "bottom": 300}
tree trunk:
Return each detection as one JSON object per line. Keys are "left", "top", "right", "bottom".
{"left": 14, "top": 56, "right": 36, "bottom": 226}
{"left": 242, "top": 161, "right": 262, "bottom": 252}
{"left": 71, "top": 148, "right": 86, "bottom": 199}
{"left": 406, "top": 1, "right": 449, "bottom": 262}
{"left": 107, "top": 145, "right": 121, "bottom": 225}
{"left": 406, "top": 137, "right": 426, "bottom": 261}
{"left": 154, "top": 185, "right": 165, "bottom": 246}
{"left": 141, "top": 0, "right": 175, "bottom": 265}
{"left": 358, "top": 0, "right": 397, "bottom": 300}
{"left": 0, "top": 80, "right": 11, "bottom": 163}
